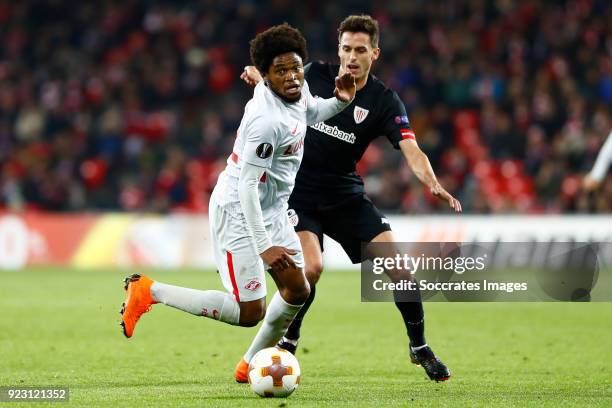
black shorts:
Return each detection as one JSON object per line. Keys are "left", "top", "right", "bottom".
{"left": 290, "top": 194, "right": 392, "bottom": 264}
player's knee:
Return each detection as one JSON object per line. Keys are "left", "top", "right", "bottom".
{"left": 283, "top": 281, "right": 310, "bottom": 305}
{"left": 296, "top": 282, "right": 311, "bottom": 304}
{"left": 238, "top": 303, "right": 266, "bottom": 327}
{"left": 304, "top": 261, "right": 323, "bottom": 285}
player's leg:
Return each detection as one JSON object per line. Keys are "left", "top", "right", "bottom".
{"left": 279, "top": 196, "right": 373, "bottom": 354}
{"left": 147, "top": 246, "right": 267, "bottom": 326}
{"left": 120, "top": 201, "right": 267, "bottom": 337}
{"left": 236, "top": 215, "right": 310, "bottom": 382}
{"left": 322, "top": 194, "right": 450, "bottom": 381}
{"left": 277, "top": 230, "right": 323, "bottom": 352}
{"left": 369, "top": 231, "right": 450, "bottom": 382}
{"left": 120, "top": 272, "right": 249, "bottom": 338}
{"left": 322, "top": 196, "right": 427, "bottom": 348}
{"left": 235, "top": 268, "right": 309, "bottom": 382}
{"left": 299, "top": 231, "right": 325, "bottom": 285}
{"left": 369, "top": 231, "right": 426, "bottom": 348}
{"left": 243, "top": 216, "right": 310, "bottom": 359}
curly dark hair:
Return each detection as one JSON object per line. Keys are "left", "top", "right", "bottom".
{"left": 338, "top": 15, "right": 379, "bottom": 48}
{"left": 249, "top": 23, "right": 308, "bottom": 74}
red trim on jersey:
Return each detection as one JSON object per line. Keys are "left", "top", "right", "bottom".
{"left": 226, "top": 251, "right": 240, "bottom": 302}
{"left": 400, "top": 128, "right": 416, "bottom": 140}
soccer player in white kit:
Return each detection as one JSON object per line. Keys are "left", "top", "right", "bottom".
{"left": 583, "top": 130, "right": 612, "bottom": 192}
{"left": 119, "top": 24, "right": 356, "bottom": 374}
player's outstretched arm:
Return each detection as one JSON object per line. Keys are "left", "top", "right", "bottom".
{"left": 399, "top": 139, "right": 462, "bottom": 212}
{"left": 238, "top": 161, "right": 272, "bottom": 252}
{"left": 238, "top": 161, "right": 298, "bottom": 273}
{"left": 304, "top": 75, "right": 355, "bottom": 125}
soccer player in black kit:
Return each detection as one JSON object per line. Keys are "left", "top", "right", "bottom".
{"left": 239, "top": 15, "right": 461, "bottom": 382}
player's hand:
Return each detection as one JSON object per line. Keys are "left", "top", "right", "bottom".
{"left": 582, "top": 174, "right": 600, "bottom": 192}
{"left": 334, "top": 72, "right": 356, "bottom": 103}
{"left": 430, "top": 183, "right": 462, "bottom": 212}
{"left": 260, "top": 246, "right": 298, "bottom": 273}
{"left": 240, "top": 66, "right": 263, "bottom": 87}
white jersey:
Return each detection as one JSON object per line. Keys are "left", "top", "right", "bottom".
{"left": 589, "top": 130, "right": 612, "bottom": 182}
{"left": 212, "top": 80, "right": 348, "bottom": 225}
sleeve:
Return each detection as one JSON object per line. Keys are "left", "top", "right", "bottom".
{"left": 241, "top": 115, "right": 277, "bottom": 169}
{"left": 238, "top": 161, "right": 272, "bottom": 254}
{"left": 589, "top": 130, "right": 612, "bottom": 182}
{"left": 380, "top": 90, "right": 415, "bottom": 150}
{"left": 304, "top": 81, "right": 351, "bottom": 126}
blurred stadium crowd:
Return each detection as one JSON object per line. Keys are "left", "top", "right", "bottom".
{"left": 0, "top": 0, "right": 610, "bottom": 213}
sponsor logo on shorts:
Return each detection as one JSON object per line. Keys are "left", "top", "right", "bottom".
{"left": 287, "top": 209, "right": 299, "bottom": 226}
{"left": 381, "top": 218, "right": 390, "bottom": 225}
{"left": 244, "top": 280, "right": 261, "bottom": 291}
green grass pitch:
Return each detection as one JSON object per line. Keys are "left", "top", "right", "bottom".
{"left": 1, "top": 268, "right": 611, "bottom": 407}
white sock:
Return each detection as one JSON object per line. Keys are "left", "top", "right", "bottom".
{"left": 151, "top": 281, "right": 240, "bottom": 325}
{"left": 411, "top": 343, "right": 429, "bottom": 352}
{"left": 243, "top": 291, "right": 303, "bottom": 362}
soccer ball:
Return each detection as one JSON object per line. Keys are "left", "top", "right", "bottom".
{"left": 248, "top": 347, "right": 301, "bottom": 397}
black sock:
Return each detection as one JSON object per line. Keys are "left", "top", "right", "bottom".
{"left": 284, "top": 285, "right": 316, "bottom": 341}
{"left": 394, "top": 289, "right": 426, "bottom": 347}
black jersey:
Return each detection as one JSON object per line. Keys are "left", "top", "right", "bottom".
{"left": 291, "top": 61, "right": 414, "bottom": 209}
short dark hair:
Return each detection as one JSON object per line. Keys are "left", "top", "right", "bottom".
{"left": 249, "top": 23, "right": 308, "bottom": 74}
{"left": 337, "top": 14, "right": 379, "bottom": 48}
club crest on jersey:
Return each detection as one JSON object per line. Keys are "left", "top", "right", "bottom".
{"left": 287, "top": 209, "right": 299, "bottom": 226}
{"left": 255, "top": 143, "right": 273, "bottom": 159}
{"left": 244, "top": 280, "right": 261, "bottom": 291}
{"left": 353, "top": 106, "right": 369, "bottom": 124}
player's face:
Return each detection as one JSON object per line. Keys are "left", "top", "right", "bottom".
{"left": 264, "top": 52, "right": 305, "bottom": 102}
{"left": 338, "top": 32, "right": 380, "bottom": 81}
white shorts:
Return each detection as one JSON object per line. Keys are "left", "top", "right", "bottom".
{"left": 209, "top": 200, "right": 305, "bottom": 302}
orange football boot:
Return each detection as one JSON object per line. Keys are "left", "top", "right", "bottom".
{"left": 120, "top": 274, "right": 157, "bottom": 338}
{"left": 234, "top": 358, "right": 249, "bottom": 383}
